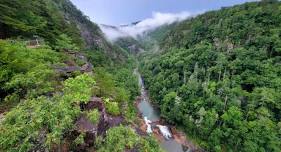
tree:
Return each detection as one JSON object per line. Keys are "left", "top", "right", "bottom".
{"left": 63, "top": 74, "right": 95, "bottom": 104}
{"left": 55, "top": 34, "right": 78, "bottom": 51}
{"left": 96, "top": 126, "right": 139, "bottom": 152}
{"left": 0, "top": 74, "right": 95, "bottom": 151}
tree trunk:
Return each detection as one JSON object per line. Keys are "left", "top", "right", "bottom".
{"left": 224, "top": 95, "right": 228, "bottom": 111}
{"left": 218, "top": 70, "right": 221, "bottom": 81}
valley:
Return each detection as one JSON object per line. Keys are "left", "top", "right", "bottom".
{"left": 0, "top": 0, "right": 281, "bottom": 152}
{"left": 135, "top": 69, "right": 200, "bottom": 152}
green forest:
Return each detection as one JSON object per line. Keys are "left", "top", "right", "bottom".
{"left": 0, "top": 0, "right": 281, "bottom": 152}
{"left": 140, "top": 1, "right": 281, "bottom": 152}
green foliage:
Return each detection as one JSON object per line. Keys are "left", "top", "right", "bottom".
{"left": 93, "top": 68, "right": 115, "bottom": 97}
{"left": 86, "top": 109, "right": 100, "bottom": 124}
{"left": 140, "top": 136, "right": 164, "bottom": 152}
{"left": 0, "top": 74, "right": 95, "bottom": 151}
{"left": 114, "top": 36, "right": 143, "bottom": 54}
{"left": 113, "top": 67, "right": 140, "bottom": 100}
{"left": 55, "top": 34, "right": 78, "bottom": 51}
{"left": 123, "top": 102, "right": 138, "bottom": 123}
{"left": 0, "top": 0, "right": 46, "bottom": 33}
{"left": 74, "top": 133, "right": 85, "bottom": 145}
{"left": 94, "top": 67, "right": 139, "bottom": 102}
{"left": 0, "top": 0, "right": 85, "bottom": 48}
{"left": 0, "top": 0, "right": 131, "bottom": 66}
{"left": 104, "top": 98, "right": 120, "bottom": 116}
{"left": 93, "top": 67, "right": 139, "bottom": 117}
{"left": 63, "top": 74, "right": 95, "bottom": 104}
{"left": 96, "top": 126, "right": 139, "bottom": 152}
{"left": 92, "top": 64, "right": 139, "bottom": 121}
{"left": 0, "top": 97, "right": 54, "bottom": 151}
{"left": 0, "top": 0, "right": 149, "bottom": 151}
{"left": 84, "top": 49, "right": 113, "bottom": 67}
{"left": 0, "top": 40, "right": 140, "bottom": 151}
{"left": 140, "top": 1, "right": 281, "bottom": 151}
{"left": 138, "top": 23, "right": 177, "bottom": 52}
{"left": 0, "top": 40, "right": 61, "bottom": 102}
{"left": 96, "top": 126, "right": 163, "bottom": 152}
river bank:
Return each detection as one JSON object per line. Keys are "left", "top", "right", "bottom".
{"left": 135, "top": 97, "right": 200, "bottom": 152}
{"left": 134, "top": 69, "right": 202, "bottom": 152}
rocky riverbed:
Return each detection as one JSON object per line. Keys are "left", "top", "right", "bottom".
{"left": 134, "top": 69, "right": 202, "bottom": 152}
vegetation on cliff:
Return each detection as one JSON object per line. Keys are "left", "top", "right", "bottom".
{"left": 0, "top": 0, "right": 162, "bottom": 151}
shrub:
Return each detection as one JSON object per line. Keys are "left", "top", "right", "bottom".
{"left": 87, "top": 109, "right": 100, "bottom": 124}
{"left": 104, "top": 98, "right": 120, "bottom": 116}
{"left": 74, "top": 133, "right": 85, "bottom": 145}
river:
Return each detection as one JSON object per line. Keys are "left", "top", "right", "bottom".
{"left": 135, "top": 69, "right": 190, "bottom": 152}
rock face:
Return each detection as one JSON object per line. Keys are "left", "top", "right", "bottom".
{"left": 85, "top": 97, "right": 103, "bottom": 110}
{"left": 73, "top": 97, "right": 125, "bottom": 151}
{"left": 108, "top": 115, "right": 124, "bottom": 128}
{"left": 54, "top": 51, "right": 94, "bottom": 77}
{"left": 60, "top": 0, "right": 106, "bottom": 49}
{"left": 55, "top": 66, "right": 81, "bottom": 73}
{"left": 81, "top": 63, "right": 93, "bottom": 72}
{"left": 59, "top": 0, "right": 128, "bottom": 64}
{"left": 75, "top": 116, "right": 97, "bottom": 133}
{"left": 0, "top": 113, "right": 4, "bottom": 123}
{"left": 97, "top": 105, "right": 109, "bottom": 136}
{"left": 75, "top": 115, "right": 97, "bottom": 149}
{"left": 85, "top": 97, "right": 109, "bottom": 136}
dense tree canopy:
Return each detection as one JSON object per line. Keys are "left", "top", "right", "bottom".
{"left": 141, "top": 1, "right": 281, "bottom": 151}
{"left": 96, "top": 126, "right": 163, "bottom": 152}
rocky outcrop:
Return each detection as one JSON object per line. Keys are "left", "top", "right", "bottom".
{"left": 54, "top": 51, "right": 93, "bottom": 76}
{"left": 75, "top": 116, "right": 98, "bottom": 134}
{"left": 0, "top": 113, "right": 4, "bottom": 123}
{"left": 81, "top": 63, "right": 93, "bottom": 73}
{"left": 55, "top": 66, "right": 81, "bottom": 74}
{"left": 75, "top": 115, "right": 97, "bottom": 149}
{"left": 85, "top": 97, "right": 103, "bottom": 110}
{"left": 107, "top": 115, "right": 124, "bottom": 128}
{"left": 72, "top": 96, "right": 125, "bottom": 151}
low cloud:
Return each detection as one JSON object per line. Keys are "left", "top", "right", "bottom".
{"left": 99, "top": 25, "right": 129, "bottom": 41}
{"left": 100, "top": 11, "right": 194, "bottom": 41}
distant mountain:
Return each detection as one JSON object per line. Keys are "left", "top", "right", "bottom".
{"left": 99, "top": 21, "right": 178, "bottom": 54}
{"left": 99, "top": 23, "right": 144, "bottom": 54}
{"left": 99, "top": 24, "right": 130, "bottom": 38}
{"left": 120, "top": 21, "right": 141, "bottom": 27}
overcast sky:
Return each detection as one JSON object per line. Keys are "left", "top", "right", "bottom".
{"left": 70, "top": 0, "right": 257, "bottom": 25}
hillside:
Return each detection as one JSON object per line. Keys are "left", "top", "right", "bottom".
{"left": 0, "top": 0, "right": 128, "bottom": 64}
{"left": 99, "top": 24, "right": 145, "bottom": 55}
{"left": 99, "top": 22, "right": 178, "bottom": 57}
{"left": 140, "top": 1, "right": 281, "bottom": 152}
{"left": 0, "top": 0, "right": 162, "bottom": 151}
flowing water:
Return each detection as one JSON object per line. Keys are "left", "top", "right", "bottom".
{"left": 137, "top": 87, "right": 160, "bottom": 121}
{"left": 135, "top": 69, "right": 188, "bottom": 152}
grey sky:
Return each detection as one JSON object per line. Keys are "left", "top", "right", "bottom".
{"left": 70, "top": 0, "right": 257, "bottom": 25}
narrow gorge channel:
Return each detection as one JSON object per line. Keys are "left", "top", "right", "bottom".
{"left": 134, "top": 69, "right": 197, "bottom": 152}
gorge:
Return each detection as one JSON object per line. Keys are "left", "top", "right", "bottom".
{"left": 0, "top": 0, "right": 281, "bottom": 152}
